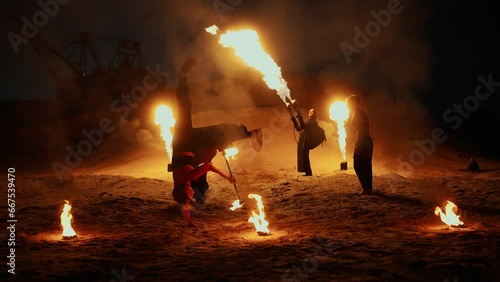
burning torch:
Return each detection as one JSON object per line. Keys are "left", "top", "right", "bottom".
{"left": 222, "top": 148, "right": 244, "bottom": 210}
{"left": 286, "top": 98, "right": 303, "bottom": 120}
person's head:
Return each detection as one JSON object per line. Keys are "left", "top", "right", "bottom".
{"left": 346, "top": 95, "right": 362, "bottom": 112}
{"left": 308, "top": 108, "right": 317, "bottom": 119}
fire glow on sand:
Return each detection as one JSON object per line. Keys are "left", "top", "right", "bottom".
{"left": 329, "top": 101, "right": 350, "bottom": 170}
{"left": 434, "top": 200, "right": 464, "bottom": 227}
{"left": 154, "top": 105, "right": 176, "bottom": 161}
{"left": 61, "top": 200, "right": 77, "bottom": 239}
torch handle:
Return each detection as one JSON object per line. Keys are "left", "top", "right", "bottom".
{"left": 223, "top": 155, "right": 242, "bottom": 201}
{"left": 292, "top": 102, "right": 302, "bottom": 118}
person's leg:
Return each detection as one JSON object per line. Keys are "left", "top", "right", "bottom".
{"left": 364, "top": 139, "right": 374, "bottom": 191}
{"left": 297, "top": 144, "right": 304, "bottom": 172}
{"left": 353, "top": 155, "right": 363, "bottom": 190}
{"left": 192, "top": 124, "right": 260, "bottom": 151}
{"left": 304, "top": 149, "right": 312, "bottom": 176}
{"left": 354, "top": 155, "right": 372, "bottom": 193}
{"left": 172, "top": 58, "right": 197, "bottom": 153}
{"left": 191, "top": 173, "right": 209, "bottom": 201}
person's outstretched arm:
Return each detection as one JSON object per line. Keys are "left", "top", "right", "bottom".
{"left": 291, "top": 114, "right": 302, "bottom": 131}
{"left": 186, "top": 163, "right": 235, "bottom": 183}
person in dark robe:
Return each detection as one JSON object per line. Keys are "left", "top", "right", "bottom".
{"left": 467, "top": 157, "right": 479, "bottom": 172}
{"left": 346, "top": 95, "right": 373, "bottom": 195}
{"left": 291, "top": 108, "right": 322, "bottom": 176}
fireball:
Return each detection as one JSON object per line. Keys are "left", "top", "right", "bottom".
{"left": 329, "top": 101, "right": 350, "bottom": 160}
{"left": 61, "top": 200, "right": 77, "bottom": 238}
{"left": 434, "top": 201, "right": 464, "bottom": 227}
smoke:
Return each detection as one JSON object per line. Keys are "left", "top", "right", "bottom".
{"left": 118, "top": 118, "right": 164, "bottom": 151}
{"left": 158, "top": 0, "right": 435, "bottom": 159}
{"left": 8, "top": 0, "right": 435, "bottom": 164}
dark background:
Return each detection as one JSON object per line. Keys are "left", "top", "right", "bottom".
{"left": 3, "top": 0, "right": 500, "bottom": 157}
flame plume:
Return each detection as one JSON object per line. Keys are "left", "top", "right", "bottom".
{"left": 329, "top": 101, "right": 350, "bottom": 160}
{"left": 154, "top": 105, "right": 176, "bottom": 160}
{"left": 61, "top": 200, "right": 77, "bottom": 238}
{"left": 434, "top": 201, "right": 464, "bottom": 227}
{"left": 248, "top": 194, "right": 270, "bottom": 235}
{"left": 207, "top": 25, "right": 292, "bottom": 105}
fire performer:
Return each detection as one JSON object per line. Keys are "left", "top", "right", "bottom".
{"left": 346, "top": 95, "right": 373, "bottom": 195}
{"left": 170, "top": 57, "right": 262, "bottom": 225}
{"left": 291, "top": 108, "right": 325, "bottom": 176}
{"left": 171, "top": 57, "right": 236, "bottom": 226}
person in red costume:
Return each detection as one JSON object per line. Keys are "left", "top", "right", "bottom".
{"left": 171, "top": 57, "right": 237, "bottom": 226}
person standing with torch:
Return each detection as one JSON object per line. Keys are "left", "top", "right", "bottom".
{"left": 290, "top": 108, "right": 326, "bottom": 176}
{"left": 346, "top": 95, "right": 373, "bottom": 195}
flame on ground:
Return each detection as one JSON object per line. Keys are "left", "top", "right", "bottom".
{"left": 154, "top": 105, "right": 176, "bottom": 160}
{"left": 248, "top": 194, "right": 270, "bottom": 235}
{"left": 230, "top": 199, "right": 244, "bottom": 211}
{"left": 434, "top": 201, "right": 464, "bottom": 227}
{"left": 61, "top": 200, "right": 77, "bottom": 238}
{"left": 206, "top": 25, "right": 292, "bottom": 105}
{"left": 329, "top": 101, "right": 350, "bottom": 160}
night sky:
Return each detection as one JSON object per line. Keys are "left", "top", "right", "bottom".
{"left": 4, "top": 0, "right": 500, "bottom": 156}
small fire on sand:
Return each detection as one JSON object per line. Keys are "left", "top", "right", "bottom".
{"left": 61, "top": 200, "right": 77, "bottom": 239}
{"left": 154, "top": 105, "right": 176, "bottom": 161}
{"left": 329, "top": 101, "right": 350, "bottom": 170}
{"left": 434, "top": 200, "right": 464, "bottom": 227}
{"left": 248, "top": 194, "right": 270, "bottom": 236}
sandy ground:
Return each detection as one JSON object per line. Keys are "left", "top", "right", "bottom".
{"left": 1, "top": 105, "right": 499, "bottom": 282}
